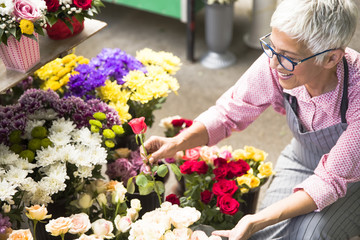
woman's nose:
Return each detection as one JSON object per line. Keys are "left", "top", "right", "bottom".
{"left": 269, "top": 55, "right": 281, "bottom": 70}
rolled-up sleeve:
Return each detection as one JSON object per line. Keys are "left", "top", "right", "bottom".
{"left": 195, "top": 54, "right": 286, "bottom": 146}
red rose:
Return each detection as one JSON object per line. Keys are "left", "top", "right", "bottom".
{"left": 45, "top": 0, "right": 60, "bottom": 12}
{"left": 184, "top": 119, "right": 193, "bottom": 127}
{"left": 200, "top": 190, "right": 213, "bottom": 204}
{"left": 213, "top": 157, "right": 227, "bottom": 167}
{"left": 180, "top": 160, "right": 196, "bottom": 174}
{"left": 165, "top": 194, "right": 180, "bottom": 205}
{"left": 191, "top": 161, "right": 208, "bottom": 175}
{"left": 226, "top": 160, "right": 250, "bottom": 179}
{"left": 212, "top": 179, "right": 238, "bottom": 197}
{"left": 171, "top": 118, "right": 185, "bottom": 127}
{"left": 73, "top": 0, "right": 92, "bottom": 10}
{"left": 213, "top": 166, "right": 228, "bottom": 180}
{"left": 128, "top": 117, "right": 147, "bottom": 134}
{"left": 182, "top": 147, "right": 201, "bottom": 161}
{"left": 217, "top": 194, "right": 240, "bottom": 215}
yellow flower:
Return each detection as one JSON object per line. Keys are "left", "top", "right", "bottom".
{"left": 244, "top": 146, "right": 256, "bottom": 159}
{"left": 123, "top": 70, "right": 148, "bottom": 90}
{"left": 25, "top": 205, "right": 52, "bottom": 221}
{"left": 237, "top": 173, "right": 260, "bottom": 189}
{"left": 109, "top": 101, "right": 132, "bottom": 123}
{"left": 61, "top": 54, "right": 76, "bottom": 64}
{"left": 253, "top": 148, "right": 268, "bottom": 162}
{"left": 232, "top": 149, "right": 247, "bottom": 160}
{"left": 258, "top": 162, "right": 274, "bottom": 178}
{"left": 98, "top": 80, "right": 124, "bottom": 103}
{"left": 19, "top": 19, "right": 34, "bottom": 35}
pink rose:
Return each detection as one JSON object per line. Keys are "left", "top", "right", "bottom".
{"left": 45, "top": 217, "right": 72, "bottom": 236}
{"left": 69, "top": 213, "right": 91, "bottom": 235}
{"left": 8, "top": 229, "right": 33, "bottom": 240}
{"left": 13, "top": 0, "right": 42, "bottom": 21}
{"left": 182, "top": 147, "right": 201, "bottom": 161}
{"left": 199, "top": 146, "right": 219, "bottom": 164}
{"left": 91, "top": 219, "right": 115, "bottom": 239}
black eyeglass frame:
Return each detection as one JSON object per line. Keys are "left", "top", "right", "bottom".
{"left": 259, "top": 33, "right": 336, "bottom": 72}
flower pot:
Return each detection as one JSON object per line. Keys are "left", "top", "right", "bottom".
{"left": 239, "top": 187, "right": 260, "bottom": 215}
{"left": 243, "top": 0, "right": 277, "bottom": 49}
{"left": 34, "top": 199, "right": 76, "bottom": 240}
{"left": 45, "top": 17, "right": 84, "bottom": 40}
{"left": 201, "top": 2, "right": 236, "bottom": 69}
{"left": 0, "top": 34, "right": 40, "bottom": 73}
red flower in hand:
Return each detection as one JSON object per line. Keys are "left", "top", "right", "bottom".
{"left": 212, "top": 179, "right": 238, "bottom": 197}
{"left": 73, "top": 0, "right": 92, "bottom": 10}
{"left": 129, "top": 117, "right": 147, "bottom": 135}
{"left": 166, "top": 194, "right": 180, "bottom": 205}
{"left": 217, "top": 194, "right": 240, "bottom": 215}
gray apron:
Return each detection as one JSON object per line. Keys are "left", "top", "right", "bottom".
{"left": 250, "top": 58, "right": 360, "bottom": 239}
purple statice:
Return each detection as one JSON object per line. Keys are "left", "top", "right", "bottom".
{"left": 0, "top": 104, "right": 26, "bottom": 145}
{"left": 0, "top": 213, "right": 11, "bottom": 234}
{"left": 66, "top": 48, "right": 145, "bottom": 100}
{"left": 18, "top": 89, "right": 60, "bottom": 114}
{"left": 87, "top": 99, "right": 121, "bottom": 128}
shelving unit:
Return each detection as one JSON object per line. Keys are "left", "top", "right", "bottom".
{"left": 0, "top": 19, "right": 107, "bottom": 93}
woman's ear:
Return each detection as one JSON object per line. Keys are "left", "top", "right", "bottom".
{"left": 323, "top": 49, "right": 345, "bottom": 69}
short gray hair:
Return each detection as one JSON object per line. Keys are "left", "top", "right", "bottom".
{"left": 271, "top": 0, "right": 359, "bottom": 63}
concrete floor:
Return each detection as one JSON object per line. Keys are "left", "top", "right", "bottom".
{"left": 75, "top": 1, "right": 360, "bottom": 237}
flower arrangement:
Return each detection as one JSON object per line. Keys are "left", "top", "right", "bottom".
{"left": 0, "top": 89, "right": 123, "bottom": 230}
{"left": 128, "top": 201, "right": 201, "bottom": 240}
{"left": 65, "top": 47, "right": 181, "bottom": 128}
{"left": 44, "top": 0, "right": 105, "bottom": 30}
{"left": 177, "top": 145, "right": 274, "bottom": 230}
{"left": 33, "top": 53, "right": 90, "bottom": 94}
{"left": 0, "top": 0, "right": 47, "bottom": 44}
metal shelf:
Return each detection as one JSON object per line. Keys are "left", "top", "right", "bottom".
{"left": 0, "top": 18, "right": 107, "bottom": 93}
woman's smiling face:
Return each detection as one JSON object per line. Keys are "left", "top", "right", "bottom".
{"left": 268, "top": 28, "right": 328, "bottom": 92}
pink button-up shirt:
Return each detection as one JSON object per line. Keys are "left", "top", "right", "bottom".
{"left": 195, "top": 48, "right": 360, "bottom": 211}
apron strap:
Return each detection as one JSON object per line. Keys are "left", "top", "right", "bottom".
{"left": 283, "top": 56, "right": 349, "bottom": 125}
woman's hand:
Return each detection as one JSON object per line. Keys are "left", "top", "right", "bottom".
{"left": 143, "top": 136, "right": 181, "bottom": 164}
{"left": 212, "top": 215, "right": 257, "bottom": 240}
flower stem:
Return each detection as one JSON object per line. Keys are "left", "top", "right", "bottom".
{"left": 33, "top": 220, "right": 38, "bottom": 240}
{"left": 61, "top": 234, "right": 65, "bottom": 240}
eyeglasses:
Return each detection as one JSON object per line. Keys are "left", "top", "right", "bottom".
{"left": 259, "top": 33, "right": 335, "bottom": 72}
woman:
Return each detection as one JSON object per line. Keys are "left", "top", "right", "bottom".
{"left": 143, "top": 0, "right": 360, "bottom": 239}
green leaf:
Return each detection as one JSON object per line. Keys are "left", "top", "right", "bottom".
{"left": 135, "top": 174, "right": 148, "bottom": 187}
{"left": 138, "top": 182, "right": 154, "bottom": 195}
{"left": 155, "top": 181, "right": 165, "bottom": 194}
{"left": 170, "top": 163, "right": 182, "bottom": 181}
{"left": 157, "top": 164, "right": 168, "bottom": 178}
{"left": 127, "top": 177, "right": 135, "bottom": 194}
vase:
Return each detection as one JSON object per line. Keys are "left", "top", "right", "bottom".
{"left": 200, "top": 2, "right": 236, "bottom": 69}
{"left": 0, "top": 33, "right": 40, "bottom": 73}
{"left": 45, "top": 16, "right": 84, "bottom": 40}
{"left": 34, "top": 199, "right": 76, "bottom": 240}
{"left": 126, "top": 191, "right": 163, "bottom": 218}
{"left": 239, "top": 187, "right": 260, "bottom": 215}
{"left": 243, "top": 0, "right": 277, "bottom": 49}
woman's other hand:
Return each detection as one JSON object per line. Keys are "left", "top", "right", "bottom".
{"left": 212, "top": 214, "right": 257, "bottom": 240}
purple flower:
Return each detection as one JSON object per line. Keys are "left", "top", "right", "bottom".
{"left": 0, "top": 213, "right": 11, "bottom": 234}
{"left": 106, "top": 158, "right": 137, "bottom": 183}
{"left": 87, "top": 99, "right": 121, "bottom": 128}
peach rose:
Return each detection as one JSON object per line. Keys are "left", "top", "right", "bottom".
{"left": 45, "top": 217, "right": 72, "bottom": 236}
{"left": 69, "top": 213, "right": 91, "bottom": 235}
{"left": 114, "top": 215, "right": 132, "bottom": 233}
{"left": 91, "top": 219, "right": 115, "bottom": 239}
{"left": 8, "top": 229, "right": 33, "bottom": 240}
{"left": 25, "top": 205, "right": 51, "bottom": 221}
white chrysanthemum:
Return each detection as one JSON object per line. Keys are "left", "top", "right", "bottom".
{"left": 24, "top": 120, "right": 45, "bottom": 139}
{"left": 40, "top": 176, "right": 67, "bottom": 195}
{"left": 71, "top": 146, "right": 93, "bottom": 167}
{"left": 72, "top": 128, "right": 102, "bottom": 147}
{"left": 0, "top": 144, "right": 12, "bottom": 157}
{"left": 0, "top": 151, "right": 21, "bottom": 165}
{"left": 74, "top": 165, "right": 94, "bottom": 179}
{"left": 42, "top": 163, "right": 68, "bottom": 180}
{"left": 35, "top": 146, "right": 61, "bottom": 167}
{"left": 19, "top": 177, "right": 37, "bottom": 194}
{"left": 59, "top": 144, "right": 80, "bottom": 164}
{"left": 4, "top": 166, "right": 29, "bottom": 184}
{"left": 29, "top": 186, "right": 53, "bottom": 205}
{"left": 0, "top": 179, "right": 17, "bottom": 202}
{"left": 87, "top": 146, "right": 108, "bottom": 165}
{"left": 48, "top": 131, "right": 71, "bottom": 146}
{"left": 49, "top": 118, "right": 76, "bottom": 135}
{"left": 29, "top": 109, "right": 58, "bottom": 121}
{"left": 14, "top": 158, "right": 36, "bottom": 171}
{"left": 0, "top": 0, "right": 14, "bottom": 15}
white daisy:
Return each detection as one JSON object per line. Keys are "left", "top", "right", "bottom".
{"left": 35, "top": 146, "right": 60, "bottom": 167}
{"left": 4, "top": 166, "right": 29, "bottom": 184}
{"left": 0, "top": 0, "right": 14, "bottom": 15}
{"left": 49, "top": 118, "right": 76, "bottom": 135}
{"left": 0, "top": 179, "right": 17, "bottom": 202}
{"left": 0, "top": 151, "right": 21, "bottom": 165}
{"left": 48, "top": 131, "right": 71, "bottom": 146}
